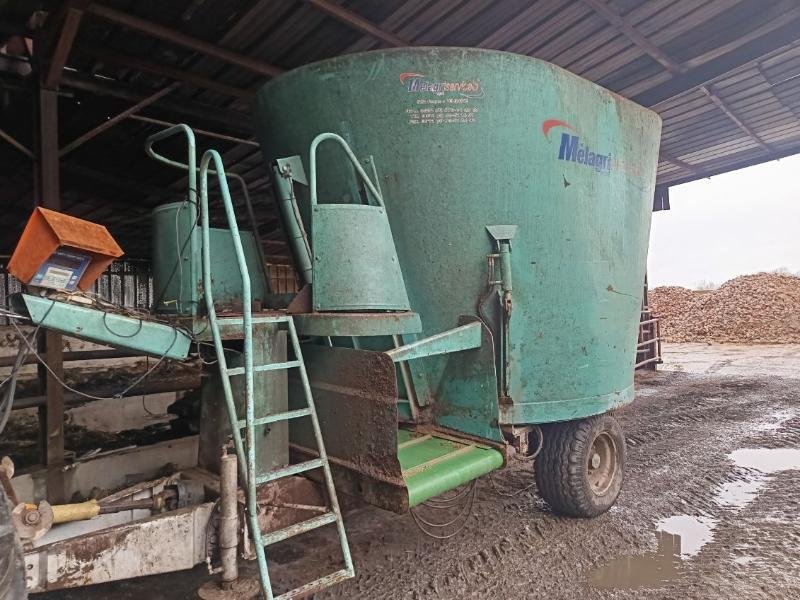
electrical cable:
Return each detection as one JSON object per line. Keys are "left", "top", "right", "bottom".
{"left": 0, "top": 299, "right": 58, "bottom": 435}
{"left": 11, "top": 320, "right": 178, "bottom": 402}
{"left": 409, "top": 480, "right": 478, "bottom": 540}
{"left": 140, "top": 355, "right": 159, "bottom": 417}
{"left": 102, "top": 310, "right": 144, "bottom": 338}
{"left": 0, "top": 333, "right": 33, "bottom": 435}
{"left": 488, "top": 425, "right": 544, "bottom": 497}
{"left": 421, "top": 482, "right": 475, "bottom": 509}
{"left": 151, "top": 189, "right": 198, "bottom": 313}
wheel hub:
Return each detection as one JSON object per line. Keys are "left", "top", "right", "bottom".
{"left": 587, "top": 431, "right": 618, "bottom": 496}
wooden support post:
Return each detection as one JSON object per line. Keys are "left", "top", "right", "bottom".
{"left": 43, "top": 6, "right": 85, "bottom": 90}
{"left": 35, "top": 84, "right": 67, "bottom": 503}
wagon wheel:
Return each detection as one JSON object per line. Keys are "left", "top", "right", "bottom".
{"left": 534, "top": 414, "right": 625, "bottom": 518}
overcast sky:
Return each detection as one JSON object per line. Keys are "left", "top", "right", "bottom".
{"left": 648, "top": 154, "right": 800, "bottom": 289}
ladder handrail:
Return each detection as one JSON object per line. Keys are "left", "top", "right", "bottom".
{"left": 199, "top": 149, "right": 274, "bottom": 595}
{"left": 197, "top": 150, "right": 252, "bottom": 487}
{"left": 308, "top": 132, "right": 385, "bottom": 207}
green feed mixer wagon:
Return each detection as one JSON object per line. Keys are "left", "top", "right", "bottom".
{"left": 5, "top": 47, "right": 660, "bottom": 600}
{"left": 256, "top": 47, "right": 662, "bottom": 518}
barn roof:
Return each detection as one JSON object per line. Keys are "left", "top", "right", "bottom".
{"left": 1, "top": 0, "right": 799, "bottom": 258}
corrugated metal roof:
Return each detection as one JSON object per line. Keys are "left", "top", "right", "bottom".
{"left": 1, "top": 0, "right": 799, "bottom": 258}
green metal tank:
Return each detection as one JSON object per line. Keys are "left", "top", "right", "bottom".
{"left": 254, "top": 47, "right": 661, "bottom": 428}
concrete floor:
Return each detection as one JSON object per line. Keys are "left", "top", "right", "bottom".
{"left": 660, "top": 342, "right": 800, "bottom": 377}
{"left": 41, "top": 343, "right": 800, "bottom": 599}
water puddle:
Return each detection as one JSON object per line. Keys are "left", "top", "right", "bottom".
{"left": 588, "top": 531, "right": 681, "bottom": 589}
{"left": 588, "top": 517, "right": 715, "bottom": 589}
{"left": 728, "top": 448, "right": 800, "bottom": 472}
{"left": 713, "top": 448, "right": 800, "bottom": 510}
{"left": 656, "top": 515, "right": 716, "bottom": 557}
{"left": 589, "top": 447, "right": 799, "bottom": 589}
{"left": 714, "top": 475, "right": 766, "bottom": 508}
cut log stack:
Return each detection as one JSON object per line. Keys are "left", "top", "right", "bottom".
{"left": 650, "top": 273, "right": 800, "bottom": 344}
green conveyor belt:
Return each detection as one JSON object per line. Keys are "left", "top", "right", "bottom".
{"left": 397, "top": 429, "right": 503, "bottom": 507}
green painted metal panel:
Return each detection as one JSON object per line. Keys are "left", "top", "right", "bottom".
{"left": 17, "top": 293, "right": 191, "bottom": 360}
{"left": 151, "top": 201, "right": 269, "bottom": 315}
{"left": 397, "top": 429, "right": 504, "bottom": 507}
{"left": 292, "top": 311, "right": 421, "bottom": 337}
{"left": 255, "top": 48, "right": 662, "bottom": 428}
{"left": 435, "top": 317, "right": 504, "bottom": 442}
{"left": 385, "top": 321, "right": 481, "bottom": 362}
{"left": 311, "top": 204, "right": 410, "bottom": 311}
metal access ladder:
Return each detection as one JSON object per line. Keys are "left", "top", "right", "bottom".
{"left": 198, "top": 149, "right": 354, "bottom": 598}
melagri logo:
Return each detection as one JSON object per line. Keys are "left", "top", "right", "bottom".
{"left": 399, "top": 72, "right": 484, "bottom": 98}
{"left": 542, "top": 119, "right": 612, "bottom": 173}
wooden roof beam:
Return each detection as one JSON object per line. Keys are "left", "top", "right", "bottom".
{"left": 59, "top": 82, "right": 181, "bottom": 157}
{"left": 633, "top": 17, "right": 800, "bottom": 107}
{"left": 301, "top": 0, "right": 408, "bottom": 47}
{"left": 44, "top": 4, "right": 86, "bottom": 90}
{"left": 699, "top": 85, "right": 771, "bottom": 151}
{"left": 659, "top": 151, "right": 699, "bottom": 174}
{"left": 59, "top": 72, "right": 252, "bottom": 133}
{"left": 76, "top": 45, "right": 253, "bottom": 100}
{"left": 85, "top": 3, "right": 284, "bottom": 78}
{"left": 581, "top": 0, "right": 684, "bottom": 74}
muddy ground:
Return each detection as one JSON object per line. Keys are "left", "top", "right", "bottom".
{"left": 42, "top": 344, "right": 800, "bottom": 599}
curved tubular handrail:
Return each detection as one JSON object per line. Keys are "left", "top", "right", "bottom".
{"left": 308, "top": 132, "right": 385, "bottom": 207}
{"left": 145, "top": 124, "right": 197, "bottom": 206}
{"left": 145, "top": 124, "right": 270, "bottom": 290}
{"left": 198, "top": 149, "right": 252, "bottom": 487}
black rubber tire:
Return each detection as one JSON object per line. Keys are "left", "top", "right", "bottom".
{"left": 534, "top": 414, "right": 625, "bottom": 518}
{"left": 0, "top": 484, "right": 27, "bottom": 599}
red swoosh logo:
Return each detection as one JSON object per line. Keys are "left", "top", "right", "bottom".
{"left": 542, "top": 119, "right": 576, "bottom": 139}
{"left": 400, "top": 72, "right": 424, "bottom": 83}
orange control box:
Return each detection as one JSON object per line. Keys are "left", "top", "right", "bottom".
{"left": 8, "top": 207, "right": 124, "bottom": 292}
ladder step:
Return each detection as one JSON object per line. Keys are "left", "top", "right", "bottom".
{"left": 274, "top": 568, "right": 354, "bottom": 600}
{"left": 256, "top": 458, "right": 324, "bottom": 485}
{"left": 226, "top": 360, "right": 301, "bottom": 376}
{"left": 238, "top": 407, "right": 312, "bottom": 429}
{"left": 262, "top": 512, "right": 338, "bottom": 546}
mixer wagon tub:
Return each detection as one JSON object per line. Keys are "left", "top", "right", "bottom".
{"left": 257, "top": 47, "right": 662, "bottom": 517}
